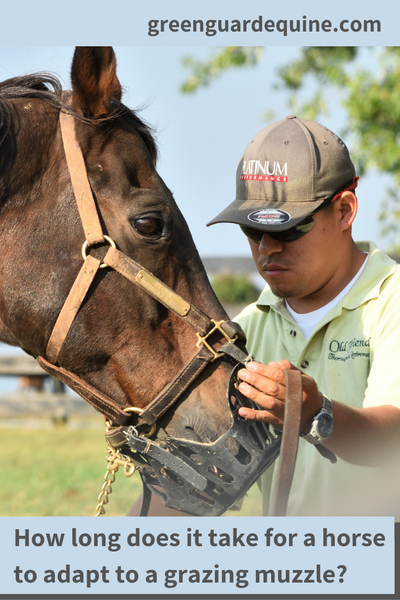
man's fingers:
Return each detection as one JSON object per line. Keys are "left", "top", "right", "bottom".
{"left": 238, "top": 406, "right": 282, "bottom": 428}
{"left": 236, "top": 360, "right": 302, "bottom": 428}
{"left": 238, "top": 371, "right": 283, "bottom": 398}
{"left": 244, "top": 360, "right": 289, "bottom": 383}
{"left": 238, "top": 381, "right": 282, "bottom": 407}
{"left": 238, "top": 380, "right": 285, "bottom": 424}
{"left": 268, "top": 359, "right": 293, "bottom": 371}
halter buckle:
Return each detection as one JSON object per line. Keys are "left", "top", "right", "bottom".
{"left": 196, "top": 319, "right": 238, "bottom": 361}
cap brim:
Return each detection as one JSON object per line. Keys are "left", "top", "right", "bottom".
{"left": 207, "top": 198, "right": 327, "bottom": 232}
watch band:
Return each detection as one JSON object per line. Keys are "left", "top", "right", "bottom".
{"left": 303, "top": 394, "right": 334, "bottom": 445}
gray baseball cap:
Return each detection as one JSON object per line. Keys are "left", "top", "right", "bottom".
{"left": 208, "top": 115, "right": 358, "bottom": 232}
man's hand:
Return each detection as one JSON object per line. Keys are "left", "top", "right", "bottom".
{"left": 237, "top": 359, "right": 323, "bottom": 435}
{"left": 236, "top": 359, "right": 400, "bottom": 466}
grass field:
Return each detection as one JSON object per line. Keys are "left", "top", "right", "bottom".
{"left": 0, "top": 427, "right": 262, "bottom": 517}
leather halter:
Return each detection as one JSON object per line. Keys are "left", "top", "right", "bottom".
{"left": 37, "top": 110, "right": 249, "bottom": 428}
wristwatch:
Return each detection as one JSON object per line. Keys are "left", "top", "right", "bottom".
{"left": 303, "top": 394, "right": 334, "bottom": 444}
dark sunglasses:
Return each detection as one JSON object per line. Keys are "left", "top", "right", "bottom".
{"left": 240, "top": 198, "right": 331, "bottom": 244}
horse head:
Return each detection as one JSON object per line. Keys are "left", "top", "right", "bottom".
{"left": 0, "top": 48, "right": 280, "bottom": 515}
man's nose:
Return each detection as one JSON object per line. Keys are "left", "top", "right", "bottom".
{"left": 258, "top": 233, "right": 284, "bottom": 256}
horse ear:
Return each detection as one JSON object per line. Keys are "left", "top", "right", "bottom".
{"left": 70, "top": 47, "right": 122, "bottom": 118}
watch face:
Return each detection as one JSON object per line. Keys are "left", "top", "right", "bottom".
{"left": 316, "top": 413, "right": 334, "bottom": 438}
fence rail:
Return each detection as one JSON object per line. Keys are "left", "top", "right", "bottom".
{"left": 0, "top": 354, "right": 46, "bottom": 376}
{"left": 0, "top": 393, "right": 94, "bottom": 416}
{"left": 0, "top": 354, "right": 97, "bottom": 422}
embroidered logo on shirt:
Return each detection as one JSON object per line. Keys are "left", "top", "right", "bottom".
{"left": 328, "top": 337, "right": 370, "bottom": 362}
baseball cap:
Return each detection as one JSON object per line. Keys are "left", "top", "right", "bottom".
{"left": 207, "top": 115, "right": 358, "bottom": 232}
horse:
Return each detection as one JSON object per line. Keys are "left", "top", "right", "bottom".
{"left": 0, "top": 47, "right": 284, "bottom": 516}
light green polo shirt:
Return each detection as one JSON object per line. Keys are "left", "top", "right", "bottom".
{"left": 235, "top": 241, "right": 400, "bottom": 517}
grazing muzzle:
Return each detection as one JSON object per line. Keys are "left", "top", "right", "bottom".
{"left": 124, "top": 364, "right": 281, "bottom": 516}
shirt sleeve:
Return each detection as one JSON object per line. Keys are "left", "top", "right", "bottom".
{"left": 363, "top": 284, "right": 400, "bottom": 410}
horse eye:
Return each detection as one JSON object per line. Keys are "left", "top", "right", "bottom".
{"left": 133, "top": 217, "right": 163, "bottom": 237}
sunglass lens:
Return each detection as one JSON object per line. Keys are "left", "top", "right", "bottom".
{"left": 239, "top": 225, "right": 263, "bottom": 243}
{"left": 240, "top": 216, "right": 315, "bottom": 244}
{"left": 269, "top": 218, "right": 315, "bottom": 242}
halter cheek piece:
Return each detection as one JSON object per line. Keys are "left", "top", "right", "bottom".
{"left": 37, "top": 110, "right": 305, "bottom": 516}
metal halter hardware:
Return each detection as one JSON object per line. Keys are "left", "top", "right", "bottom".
{"left": 36, "top": 109, "right": 303, "bottom": 517}
{"left": 196, "top": 319, "right": 238, "bottom": 361}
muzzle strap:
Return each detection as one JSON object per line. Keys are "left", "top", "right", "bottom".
{"left": 140, "top": 345, "right": 215, "bottom": 425}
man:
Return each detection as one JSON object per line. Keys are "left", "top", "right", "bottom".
{"left": 207, "top": 115, "right": 400, "bottom": 517}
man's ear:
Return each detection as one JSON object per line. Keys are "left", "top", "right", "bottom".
{"left": 336, "top": 191, "right": 358, "bottom": 231}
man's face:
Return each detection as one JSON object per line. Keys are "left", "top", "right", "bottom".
{"left": 248, "top": 205, "right": 344, "bottom": 304}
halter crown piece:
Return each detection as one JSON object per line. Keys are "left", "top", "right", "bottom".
{"left": 37, "top": 109, "right": 304, "bottom": 516}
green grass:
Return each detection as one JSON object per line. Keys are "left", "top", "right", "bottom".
{"left": 0, "top": 427, "right": 262, "bottom": 517}
{"left": 0, "top": 428, "right": 141, "bottom": 516}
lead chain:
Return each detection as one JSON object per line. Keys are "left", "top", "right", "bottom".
{"left": 95, "top": 446, "right": 137, "bottom": 516}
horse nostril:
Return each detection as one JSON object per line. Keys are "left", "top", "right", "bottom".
{"left": 183, "top": 426, "right": 202, "bottom": 443}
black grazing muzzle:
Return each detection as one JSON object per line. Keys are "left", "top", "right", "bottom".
{"left": 124, "top": 363, "right": 282, "bottom": 516}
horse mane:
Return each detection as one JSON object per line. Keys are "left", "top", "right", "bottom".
{"left": 0, "top": 72, "right": 157, "bottom": 163}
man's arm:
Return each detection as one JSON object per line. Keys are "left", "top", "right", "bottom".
{"left": 237, "top": 359, "right": 400, "bottom": 467}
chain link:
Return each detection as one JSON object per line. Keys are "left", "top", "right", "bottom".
{"left": 95, "top": 445, "right": 137, "bottom": 516}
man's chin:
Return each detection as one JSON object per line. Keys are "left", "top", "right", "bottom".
{"left": 268, "top": 284, "right": 304, "bottom": 299}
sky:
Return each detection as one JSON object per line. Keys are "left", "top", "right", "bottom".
{"left": 0, "top": 46, "right": 390, "bottom": 262}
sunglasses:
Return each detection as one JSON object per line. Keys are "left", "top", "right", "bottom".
{"left": 240, "top": 198, "right": 332, "bottom": 244}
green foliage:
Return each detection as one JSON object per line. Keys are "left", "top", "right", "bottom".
{"left": 278, "top": 47, "right": 400, "bottom": 249}
{"left": 212, "top": 274, "right": 260, "bottom": 305}
{"left": 344, "top": 49, "right": 400, "bottom": 179}
{"left": 278, "top": 47, "right": 400, "bottom": 182}
{"left": 378, "top": 187, "right": 400, "bottom": 252}
{"left": 278, "top": 46, "right": 358, "bottom": 89}
{"left": 180, "top": 46, "right": 400, "bottom": 251}
{"left": 181, "top": 47, "right": 264, "bottom": 93}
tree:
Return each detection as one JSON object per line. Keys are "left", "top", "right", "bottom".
{"left": 211, "top": 274, "right": 260, "bottom": 306}
{"left": 181, "top": 47, "right": 400, "bottom": 250}
{"left": 180, "top": 47, "right": 263, "bottom": 93}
